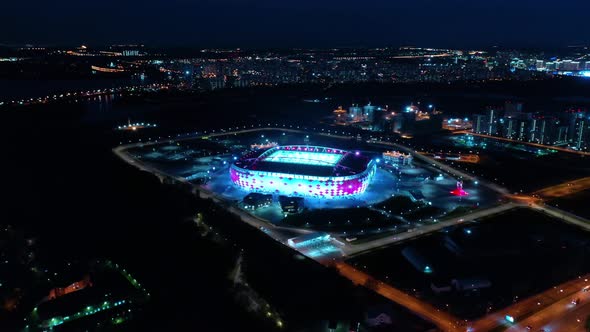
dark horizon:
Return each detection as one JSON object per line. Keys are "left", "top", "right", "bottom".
{"left": 2, "top": 0, "right": 590, "bottom": 49}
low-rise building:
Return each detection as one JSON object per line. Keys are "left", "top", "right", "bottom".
{"left": 243, "top": 193, "right": 273, "bottom": 210}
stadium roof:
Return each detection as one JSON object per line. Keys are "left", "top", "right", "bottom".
{"left": 234, "top": 145, "right": 371, "bottom": 177}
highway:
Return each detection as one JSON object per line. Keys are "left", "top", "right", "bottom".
{"left": 453, "top": 131, "right": 590, "bottom": 156}
{"left": 118, "top": 126, "right": 320, "bottom": 150}
{"left": 334, "top": 260, "right": 590, "bottom": 332}
{"left": 418, "top": 152, "right": 481, "bottom": 164}
{"left": 542, "top": 302, "right": 590, "bottom": 332}
{"left": 529, "top": 203, "right": 590, "bottom": 232}
{"left": 503, "top": 275, "right": 590, "bottom": 332}
{"left": 1, "top": 83, "right": 170, "bottom": 109}
{"left": 333, "top": 262, "right": 465, "bottom": 332}
{"left": 534, "top": 176, "right": 590, "bottom": 199}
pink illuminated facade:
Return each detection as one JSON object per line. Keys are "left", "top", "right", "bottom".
{"left": 230, "top": 145, "right": 376, "bottom": 197}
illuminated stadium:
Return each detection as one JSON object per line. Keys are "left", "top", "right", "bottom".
{"left": 230, "top": 145, "right": 376, "bottom": 197}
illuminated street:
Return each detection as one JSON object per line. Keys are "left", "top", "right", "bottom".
{"left": 337, "top": 255, "right": 590, "bottom": 332}
{"left": 333, "top": 262, "right": 465, "bottom": 332}
{"left": 534, "top": 176, "right": 590, "bottom": 199}
{"left": 502, "top": 275, "right": 590, "bottom": 332}
{"left": 418, "top": 151, "right": 481, "bottom": 164}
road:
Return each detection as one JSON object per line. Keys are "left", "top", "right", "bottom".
{"left": 335, "top": 260, "right": 590, "bottom": 332}
{"left": 453, "top": 131, "right": 590, "bottom": 156}
{"left": 119, "top": 126, "right": 321, "bottom": 150}
{"left": 333, "top": 262, "right": 465, "bottom": 332}
{"left": 536, "top": 300, "right": 590, "bottom": 332}
{"left": 113, "top": 145, "right": 180, "bottom": 183}
{"left": 529, "top": 203, "right": 590, "bottom": 232}
{"left": 342, "top": 203, "right": 517, "bottom": 257}
{"left": 534, "top": 176, "right": 590, "bottom": 199}
{"left": 503, "top": 275, "right": 590, "bottom": 332}
{"left": 418, "top": 152, "right": 481, "bottom": 164}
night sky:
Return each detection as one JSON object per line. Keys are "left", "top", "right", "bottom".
{"left": 2, "top": 0, "right": 589, "bottom": 48}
